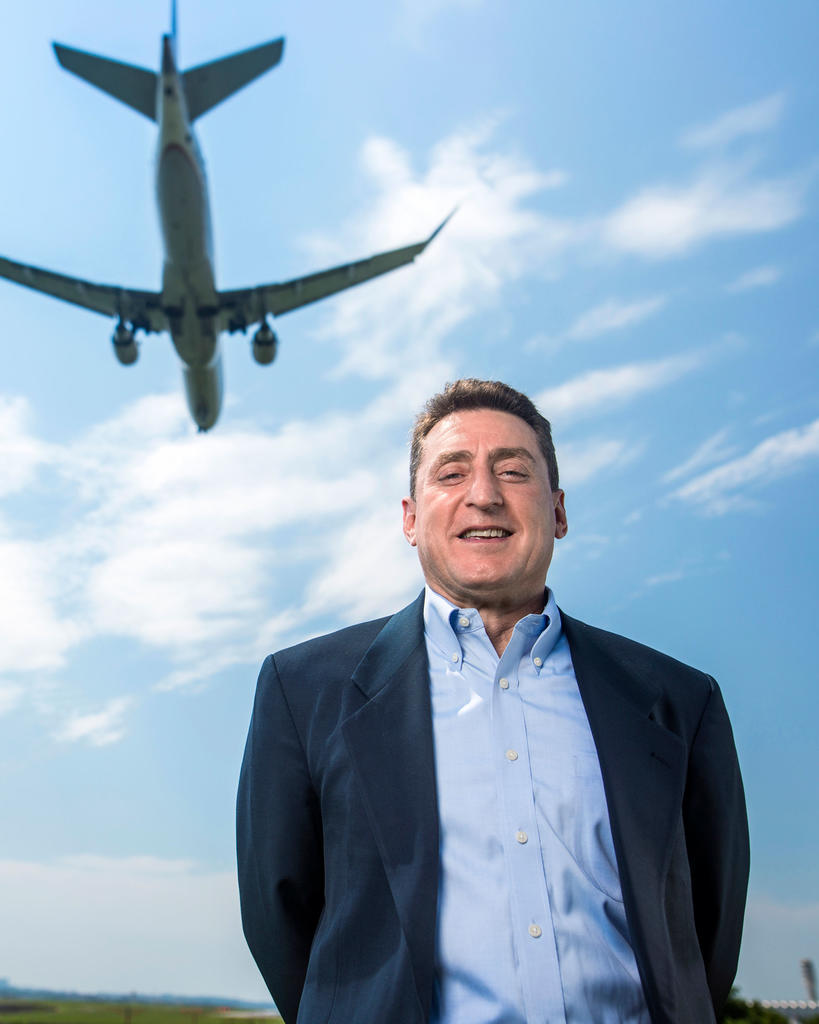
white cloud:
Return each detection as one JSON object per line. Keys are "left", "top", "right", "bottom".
{"left": 727, "top": 264, "right": 782, "bottom": 292}
{"left": 55, "top": 696, "right": 134, "bottom": 746}
{"left": 0, "top": 377, "right": 429, "bottom": 691}
{"left": 0, "top": 855, "right": 268, "bottom": 1001}
{"left": 564, "top": 295, "right": 668, "bottom": 341}
{"left": 0, "top": 537, "right": 81, "bottom": 673}
{"left": 536, "top": 351, "right": 704, "bottom": 423}
{"left": 681, "top": 93, "right": 786, "bottom": 149}
{"left": 0, "top": 684, "right": 23, "bottom": 715}
{"left": 0, "top": 395, "right": 52, "bottom": 497}
{"left": 671, "top": 417, "right": 819, "bottom": 514}
{"left": 602, "top": 163, "right": 805, "bottom": 259}
{"left": 662, "top": 427, "right": 737, "bottom": 483}
{"left": 308, "top": 123, "right": 575, "bottom": 379}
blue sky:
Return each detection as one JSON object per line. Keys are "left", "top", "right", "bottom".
{"left": 0, "top": 0, "right": 817, "bottom": 1006}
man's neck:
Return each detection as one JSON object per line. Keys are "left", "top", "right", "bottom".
{"left": 475, "top": 596, "right": 546, "bottom": 656}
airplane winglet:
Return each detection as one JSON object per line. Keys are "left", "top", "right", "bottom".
{"left": 425, "top": 205, "right": 458, "bottom": 246}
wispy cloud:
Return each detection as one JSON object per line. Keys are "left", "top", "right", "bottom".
{"left": 55, "top": 696, "right": 134, "bottom": 746}
{"left": 662, "top": 427, "right": 737, "bottom": 483}
{"left": 557, "top": 437, "right": 642, "bottom": 487}
{"left": 564, "top": 295, "right": 668, "bottom": 340}
{"left": 536, "top": 350, "right": 705, "bottom": 423}
{"left": 395, "top": 0, "right": 486, "bottom": 44}
{"left": 644, "top": 569, "right": 687, "bottom": 588}
{"left": 671, "top": 417, "right": 819, "bottom": 514}
{"left": 726, "top": 264, "right": 782, "bottom": 293}
{"left": 602, "top": 161, "right": 805, "bottom": 259}
{"left": 680, "top": 93, "right": 786, "bottom": 149}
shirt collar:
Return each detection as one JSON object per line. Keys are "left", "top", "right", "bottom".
{"left": 423, "top": 585, "right": 563, "bottom": 671}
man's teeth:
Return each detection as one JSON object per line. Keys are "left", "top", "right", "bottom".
{"left": 461, "top": 528, "right": 510, "bottom": 538}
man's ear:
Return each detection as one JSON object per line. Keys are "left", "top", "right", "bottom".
{"left": 553, "top": 490, "right": 568, "bottom": 539}
{"left": 401, "top": 497, "right": 417, "bottom": 546}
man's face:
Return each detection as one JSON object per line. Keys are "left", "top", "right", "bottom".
{"left": 402, "top": 408, "right": 567, "bottom": 611}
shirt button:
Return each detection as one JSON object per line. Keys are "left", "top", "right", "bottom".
{"left": 528, "top": 923, "right": 542, "bottom": 938}
{"left": 516, "top": 830, "right": 528, "bottom": 844}
{"left": 458, "top": 616, "right": 470, "bottom": 628}
{"left": 533, "top": 656, "right": 543, "bottom": 667}
{"left": 505, "top": 749, "right": 518, "bottom": 762}
{"left": 450, "top": 653, "right": 459, "bottom": 663}
{"left": 499, "top": 677, "right": 509, "bottom": 689}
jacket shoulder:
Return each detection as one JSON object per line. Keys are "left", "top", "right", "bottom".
{"left": 561, "top": 611, "right": 717, "bottom": 728}
{"left": 564, "top": 612, "right": 713, "bottom": 682}
{"left": 271, "top": 614, "right": 393, "bottom": 681}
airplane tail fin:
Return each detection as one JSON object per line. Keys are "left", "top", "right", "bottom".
{"left": 182, "top": 38, "right": 284, "bottom": 121}
{"left": 53, "top": 43, "right": 158, "bottom": 120}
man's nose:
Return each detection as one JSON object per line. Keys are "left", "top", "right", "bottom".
{"left": 465, "top": 465, "right": 503, "bottom": 508}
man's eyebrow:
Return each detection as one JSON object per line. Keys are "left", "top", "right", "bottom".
{"left": 489, "top": 447, "right": 536, "bottom": 463}
{"left": 428, "top": 450, "right": 472, "bottom": 474}
{"left": 427, "top": 446, "right": 536, "bottom": 475}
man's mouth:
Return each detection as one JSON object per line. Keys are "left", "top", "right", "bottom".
{"left": 459, "top": 528, "right": 512, "bottom": 539}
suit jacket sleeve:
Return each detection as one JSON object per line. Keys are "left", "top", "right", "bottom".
{"left": 682, "top": 677, "right": 749, "bottom": 1012}
{"left": 237, "top": 654, "right": 324, "bottom": 1023}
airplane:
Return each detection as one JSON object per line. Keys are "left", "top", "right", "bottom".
{"left": 0, "top": 4, "right": 450, "bottom": 430}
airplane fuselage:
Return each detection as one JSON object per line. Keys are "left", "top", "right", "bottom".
{"left": 155, "top": 35, "right": 222, "bottom": 430}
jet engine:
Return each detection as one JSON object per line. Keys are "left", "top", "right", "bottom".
{"left": 112, "top": 321, "right": 138, "bottom": 365}
{"left": 252, "top": 320, "right": 278, "bottom": 365}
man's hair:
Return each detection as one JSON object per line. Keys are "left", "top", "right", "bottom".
{"left": 409, "top": 378, "right": 559, "bottom": 498}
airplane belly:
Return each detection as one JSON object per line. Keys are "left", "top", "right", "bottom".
{"left": 182, "top": 352, "right": 223, "bottom": 431}
{"left": 158, "top": 144, "right": 210, "bottom": 268}
{"left": 169, "top": 309, "right": 218, "bottom": 367}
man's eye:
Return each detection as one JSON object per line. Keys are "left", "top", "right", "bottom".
{"left": 499, "top": 468, "right": 527, "bottom": 479}
{"left": 438, "top": 471, "right": 464, "bottom": 482}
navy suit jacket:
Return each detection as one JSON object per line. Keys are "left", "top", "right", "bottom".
{"left": 237, "top": 593, "right": 749, "bottom": 1024}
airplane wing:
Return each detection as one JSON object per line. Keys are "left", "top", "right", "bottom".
{"left": 217, "top": 211, "right": 454, "bottom": 332}
{"left": 0, "top": 255, "right": 166, "bottom": 332}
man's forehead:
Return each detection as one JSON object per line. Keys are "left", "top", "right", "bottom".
{"left": 422, "top": 408, "right": 540, "bottom": 453}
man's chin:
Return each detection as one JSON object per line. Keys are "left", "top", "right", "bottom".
{"left": 436, "top": 575, "right": 522, "bottom": 609}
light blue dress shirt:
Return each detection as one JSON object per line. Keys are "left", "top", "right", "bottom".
{"left": 424, "top": 586, "right": 651, "bottom": 1024}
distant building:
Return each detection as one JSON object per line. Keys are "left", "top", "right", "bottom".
{"left": 755, "top": 998, "right": 819, "bottom": 1023}
{"left": 802, "top": 959, "right": 817, "bottom": 1003}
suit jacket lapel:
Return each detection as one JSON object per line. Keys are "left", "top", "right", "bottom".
{"left": 562, "top": 613, "right": 686, "bottom": 1018}
{"left": 342, "top": 592, "right": 439, "bottom": 1021}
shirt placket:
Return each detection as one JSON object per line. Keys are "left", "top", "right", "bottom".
{"left": 492, "top": 629, "right": 566, "bottom": 1024}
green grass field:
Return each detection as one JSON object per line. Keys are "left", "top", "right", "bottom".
{"left": 0, "top": 1002, "right": 282, "bottom": 1024}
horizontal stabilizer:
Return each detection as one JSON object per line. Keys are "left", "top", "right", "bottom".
{"left": 182, "top": 38, "right": 284, "bottom": 121}
{"left": 53, "top": 43, "right": 158, "bottom": 120}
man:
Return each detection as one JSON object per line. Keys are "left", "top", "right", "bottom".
{"left": 237, "top": 378, "right": 749, "bottom": 1024}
